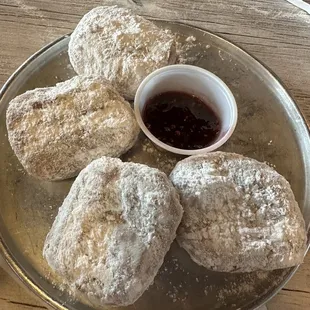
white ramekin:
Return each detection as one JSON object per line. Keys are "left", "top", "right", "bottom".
{"left": 134, "top": 64, "right": 238, "bottom": 156}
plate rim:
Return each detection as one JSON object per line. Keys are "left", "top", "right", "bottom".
{"left": 0, "top": 22, "right": 309, "bottom": 310}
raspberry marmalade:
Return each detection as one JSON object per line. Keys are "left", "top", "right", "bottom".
{"left": 143, "top": 91, "right": 221, "bottom": 150}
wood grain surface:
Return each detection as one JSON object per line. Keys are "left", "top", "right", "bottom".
{"left": 0, "top": 0, "right": 309, "bottom": 309}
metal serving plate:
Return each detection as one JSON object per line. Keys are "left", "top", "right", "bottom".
{"left": 0, "top": 21, "right": 309, "bottom": 310}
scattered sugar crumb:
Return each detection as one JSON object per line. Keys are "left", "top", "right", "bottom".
{"left": 185, "top": 35, "right": 196, "bottom": 43}
{"left": 218, "top": 50, "right": 225, "bottom": 61}
{"left": 136, "top": 138, "right": 179, "bottom": 174}
{"left": 264, "top": 161, "right": 276, "bottom": 169}
{"left": 176, "top": 34, "right": 202, "bottom": 64}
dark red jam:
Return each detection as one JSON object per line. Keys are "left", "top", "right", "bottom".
{"left": 143, "top": 91, "right": 221, "bottom": 150}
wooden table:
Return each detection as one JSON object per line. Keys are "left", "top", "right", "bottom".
{"left": 0, "top": 0, "right": 309, "bottom": 309}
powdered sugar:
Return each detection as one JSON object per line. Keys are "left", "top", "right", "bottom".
{"left": 6, "top": 76, "right": 140, "bottom": 180}
{"left": 176, "top": 34, "right": 201, "bottom": 64}
{"left": 69, "top": 6, "right": 176, "bottom": 99}
{"left": 170, "top": 152, "right": 307, "bottom": 273}
{"left": 124, "top": 137, "right": 180, "bottom": 175}
{"left": 43, "top": 156, "right": 183, "bottom": 307}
